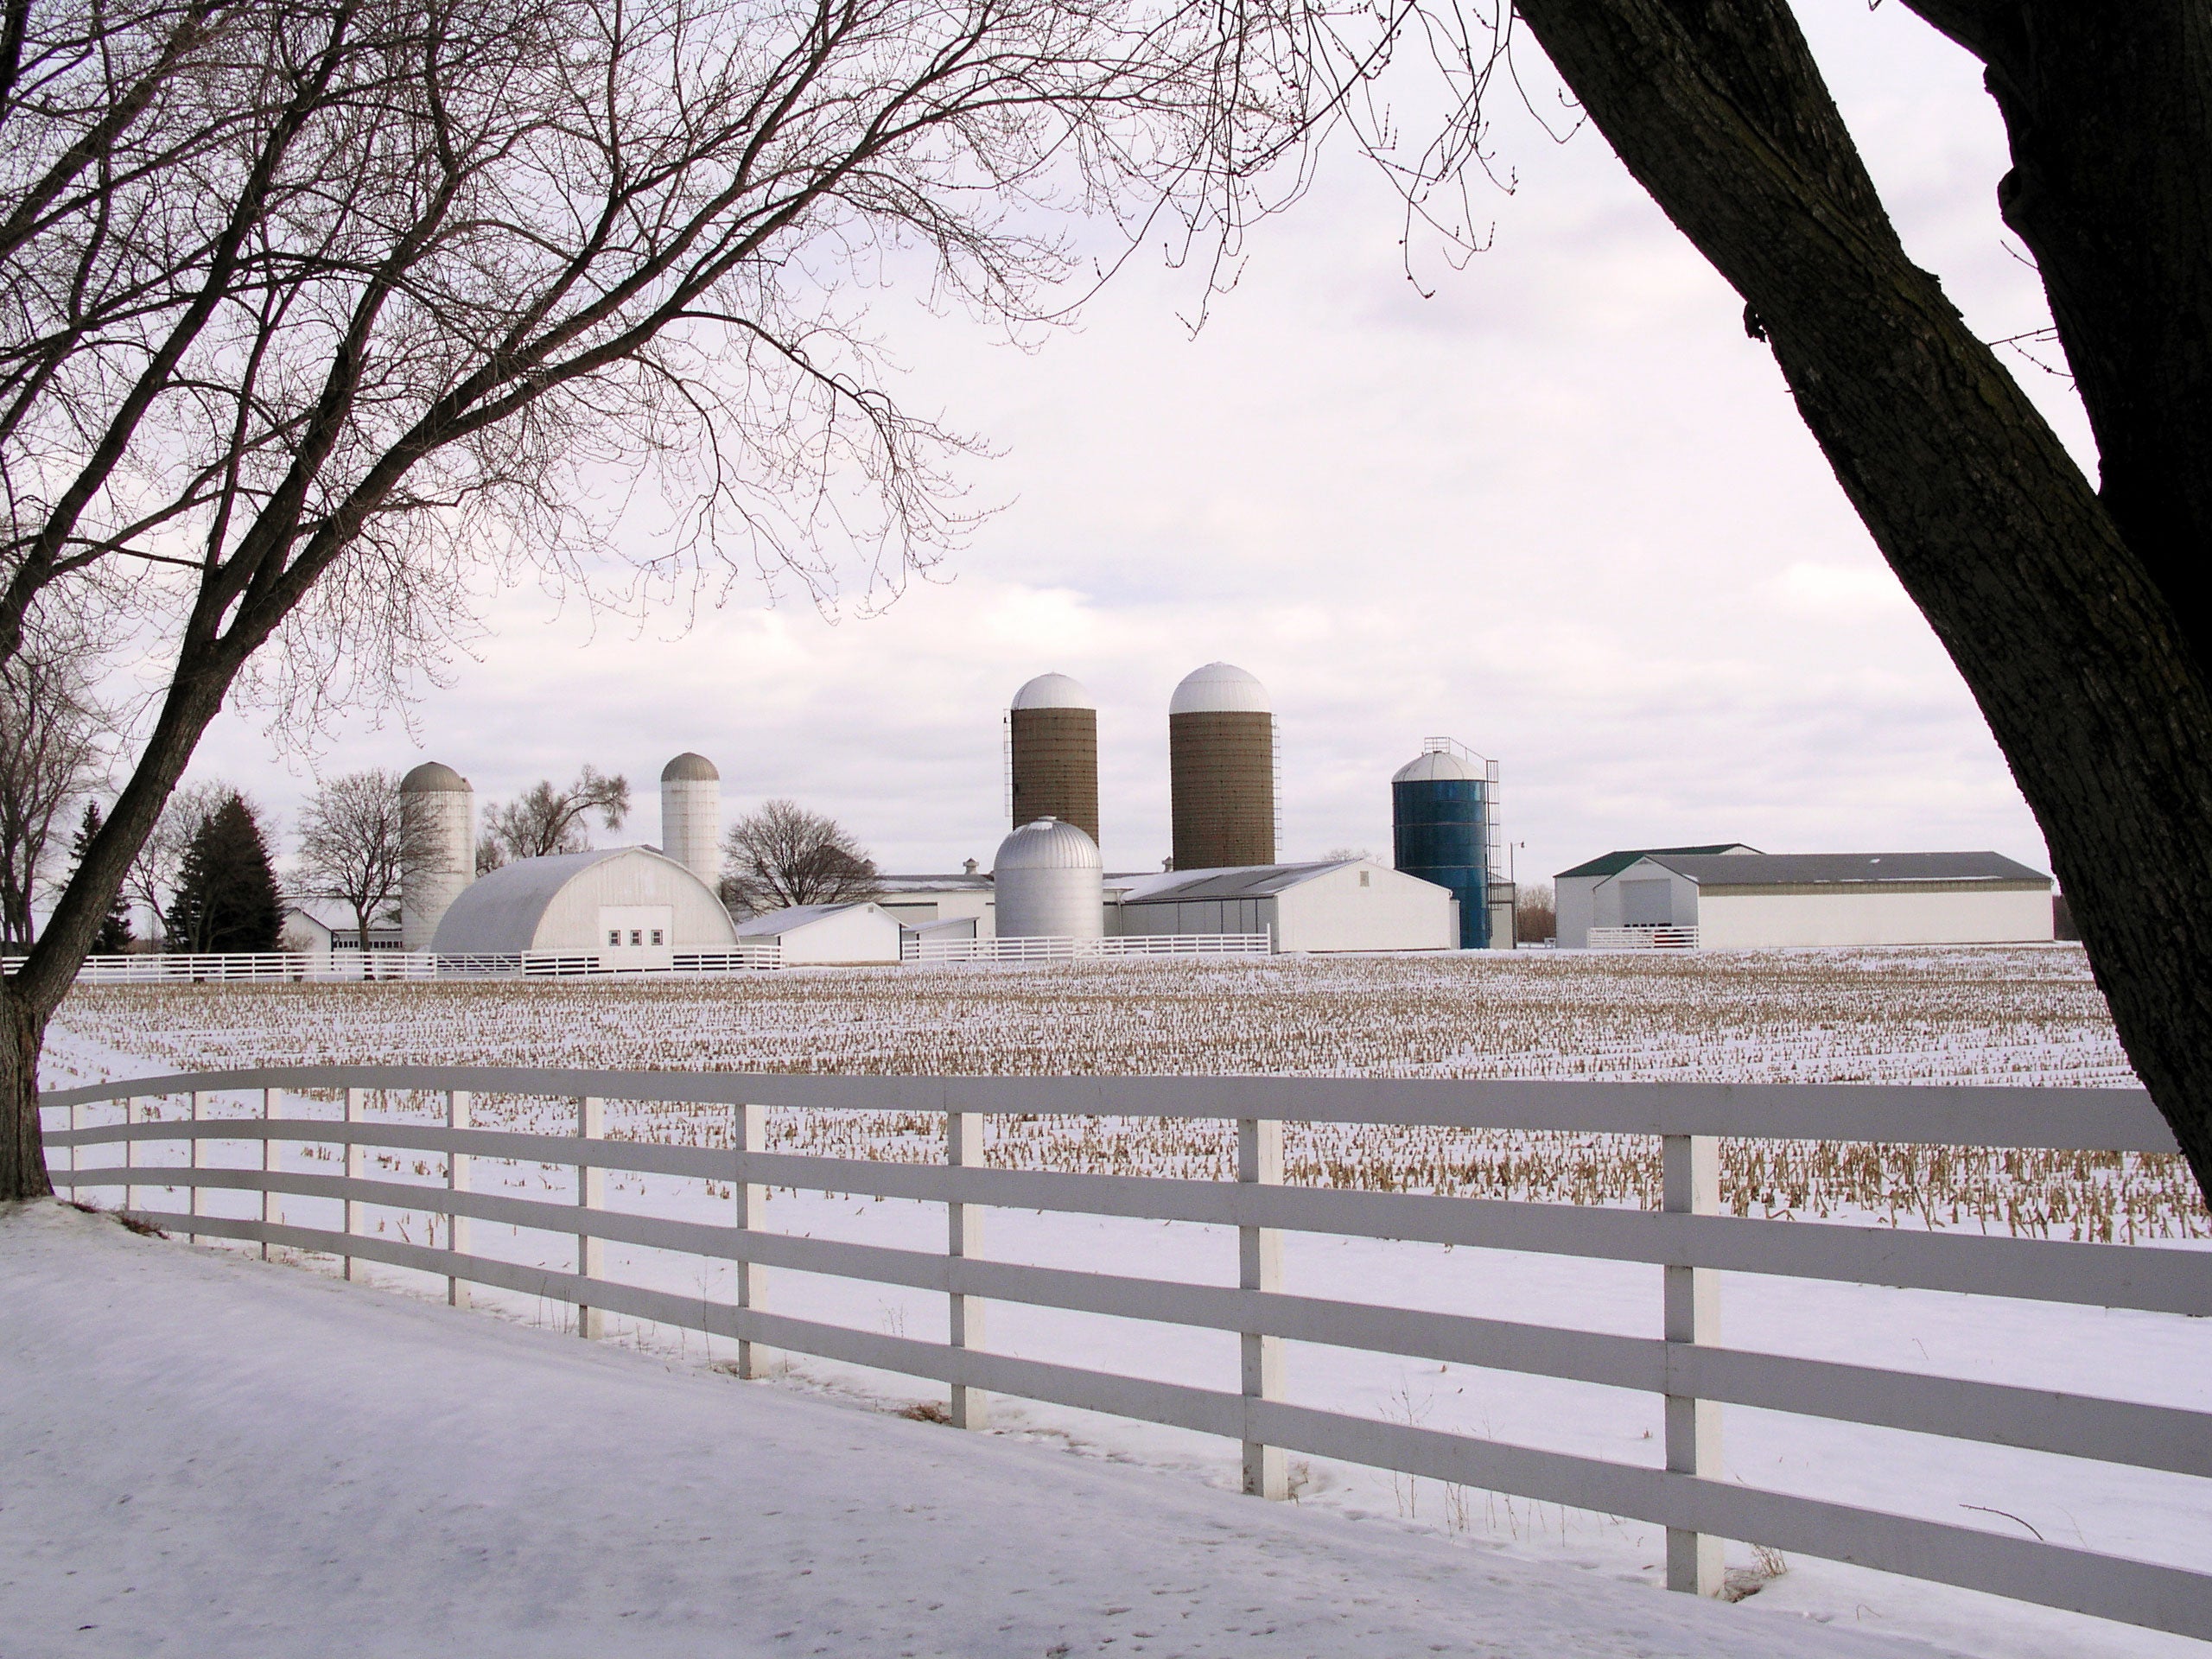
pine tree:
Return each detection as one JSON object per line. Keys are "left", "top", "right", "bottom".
{"left": 164, "top": 794, "right": 281, "bottom": 953}
{"left": 67, "top": 803, "right": 135, "bottom": 954}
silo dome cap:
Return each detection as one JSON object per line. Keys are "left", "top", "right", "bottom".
{"left": 1170, "top": 661, "right": 1270, "bottom": 715}
{"left": 1011, "top": 671, "right": 1096, "bottom": 711}
{"left": 400, "top": 760, "right": 470, "bottom": 792}
{"left": 660, "top": 752, "right": 720, "bottom": 782}
{"left": 1393, "top": 750, "right": 1482, "bottom": 784}
{"left": 994, "top": 816, "right": 1103, "bottom": 872}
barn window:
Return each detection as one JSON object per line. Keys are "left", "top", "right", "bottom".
{"left": 607, "top": 930, "right": 620, "bottom": 946}
{"left": 1359, "top": 870, "right": 1370, "bottom": 887}
{"left": 651, "top": 929, "right": 664, "bottom": 945}
{"left": 629, "top": 929, "right": 643, "bottom": 945}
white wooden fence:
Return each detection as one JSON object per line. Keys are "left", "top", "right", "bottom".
{"left": 13, "top": 945, "right": 783, "bottom": 982}
{"left": 37, "top": 1067, "right": 2212, "bottom": 1640}
{"left": 906, "top": 933, "right": 1273, "bottom": 964}
{"left": 1588, "top": 926, "right": 1701, "bottom": 951}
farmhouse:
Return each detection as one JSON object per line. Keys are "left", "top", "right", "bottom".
{"left": 1107, "top": 859, "right": 1456, "bottom": 953}
{"left": 734, "top": 901, "right": 904, "bottom": 965}
{"left": 429, "top": 847, "right": 737, "bottom": 968}
{"left": 1583, "top": 851, "right": 2055, "bottom": 948}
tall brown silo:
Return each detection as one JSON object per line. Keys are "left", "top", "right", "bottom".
{"left": 1008, "top": 673, "right": 1099, "bottom": 848}
{"left": 1169, "top": 662, "right": 1274, "bottom": 870}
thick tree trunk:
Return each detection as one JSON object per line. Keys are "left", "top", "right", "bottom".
{"left": 1511, "top": 0, "right": 2212, "bottom": 1202}
{"left": 0, "top": 984, "right": 51, "bottom": 1200}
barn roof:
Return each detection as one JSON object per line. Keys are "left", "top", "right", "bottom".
{"left": 1116, "top": 861, "right": 1363, "bottom": 904}
{"left": 733, "top": 901, "right": 889, "bottom": 937}
{"left": 429, "top": 847, "right": 724, "bottom": 953}
{"left": 1556, "top": 844, "right": 1757, "bottom": 880}
{"left": 1630, "top": 851, "right": 2050, "bottom": 887}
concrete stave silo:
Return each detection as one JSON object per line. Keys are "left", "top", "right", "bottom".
{"left": 659, "top": 752, "right": 721, "bottom": 887}
{"left": 1169, "top": 662, "right": 1274, "bottom": 871}
{"left": 399, "top": 761, "right": 475, "bottom": 950}
{"left": 994, "top": 816, "right": 1103, "bottom": 938}
{"left": 1008, "top": 673, "right": 1099, "bottom": 849}
{"left": 1392, "top": 742, "right": 1495, "bottom": 950}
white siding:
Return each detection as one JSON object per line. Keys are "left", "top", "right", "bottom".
{"left": 1554, "top": 874, "right": 1600, "bottom": 950}
{"left": 1274, "top": 863, "right": 1454, "bottom": 953}
{"left": 1590, "top": 862, "right": 1702, "bottom": 931}
{"left": 1697, "top": 886, "right": 2054, "bottom": 948}
{"left": 531, "top": 852, "right": 737, "bottom": 952}
{"left": 767, "top": 905, "right": 903, "bottom": 965}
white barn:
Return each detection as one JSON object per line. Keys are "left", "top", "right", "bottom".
{"left": 734, "top": 901, "right": 904, "bottom": 965}
{"left": 1587, "top": 851, "right": 2054, "bottom": 948}
{"left": 1108, "top": 859, "right": 1455, "bottom": 953}
{"left": 1554, "top": 844, "right": 1758, "bottom": 949}
{"left": 429, "top": 847, "right": 737, "bottom": 968}
{"left": 874, "top": 869, "right": 996, "bottom": 938}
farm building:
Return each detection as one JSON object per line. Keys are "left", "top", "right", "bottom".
{"left": 874, "top": 868, "right": 996, "bottom": 938}
{"left": 1580, "top": 850, "right": 2055, "bottom": 948}
{"left": 1107, "top": 859, "right": 1455, "bottom": 953}
{"left": 280, "top": 901, "right": 404, "bottom": 957}
{"left": 429, "top": 847, "right": 737, "bottom": 968}
{"left": 734, "top": 901, "right": 904, "bottom": 965}
{"left": 1554, "top": 844, "right": 1758, "bottom": 948}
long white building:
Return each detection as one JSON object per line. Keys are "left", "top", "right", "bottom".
{"left": 1109, "top": 859, "right": 1455, "bottom": 952}
{"left": 1575, "top": 850, "right": 2054, "bottom": 948}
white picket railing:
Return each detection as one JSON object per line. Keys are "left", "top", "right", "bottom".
{"left": 906, "top": 933, "right": 1272, "bottom": 964}
{"left": 1588, "top": 926, "right": 1701, "bottom": 951}
{"left": 11, "top": 944, "right": 784, "bottom": 982}
{"left": 36, "top": 1066, "right": 2211, "bottom": 1641}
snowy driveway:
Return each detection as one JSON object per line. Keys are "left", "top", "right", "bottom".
{"left": 0, "top": 1203, "right": 1955, "bottom": 1659}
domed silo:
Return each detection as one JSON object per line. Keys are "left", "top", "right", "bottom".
{"left": 1392, "top": 743, "right": 1493, "bottom": 950}
{"left": 1169, "top": 662, "right": 1274, "bottom": 870}
{"left": 1008, "top": 673, "right": 1098, "bottom": 849}
{"left": 659, "top": 753, "right": 721, "bottom": 887}
{"left": 399, "top": 761, "right": 475, "bottom": 950}
{"left": 994, "top": 817, "right": 1103, "bottom": 938}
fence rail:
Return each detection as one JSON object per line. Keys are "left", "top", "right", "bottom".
{"left": 36, "top": 1065, "right": 2210, "bottom": 1640}
{"left": 1588, "top": 926, "right": 1701, "bottom": 951}
{"left": 907, "top": 933, "right": 1272, "bottom": 963}
{"left": 12, "top": 945, "right": 783, "bottom": 982}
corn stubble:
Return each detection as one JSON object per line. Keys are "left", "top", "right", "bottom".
{"left": 52, "top": 945, "right": 2201, "bottom": 1242}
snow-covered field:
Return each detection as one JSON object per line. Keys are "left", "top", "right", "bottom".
{"left": 33, "top": 946, "right": 2212, "bottom": 1657}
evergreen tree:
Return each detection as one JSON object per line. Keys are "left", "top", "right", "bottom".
{"left": 67, "top": 804, "right": 134, "bottom": 954}
{"left": 164, "top": 794, "right": 282, "bottom": 954}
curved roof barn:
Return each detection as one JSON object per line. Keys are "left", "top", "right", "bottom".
{"left": 430, "top": 847, "right": 735, "bottom": 956}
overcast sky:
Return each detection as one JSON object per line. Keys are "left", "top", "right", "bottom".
{"left": 180, "top": 3, "right": 2090, "bottom": 890}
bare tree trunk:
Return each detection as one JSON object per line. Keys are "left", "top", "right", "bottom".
{"left": 0, "top": 988, "right": 49, "bottom": 1201}
{"left": 1512, "top": 0, "right": 2212, "bottom": 1201}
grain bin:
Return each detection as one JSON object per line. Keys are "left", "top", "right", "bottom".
{"left": 1169, "top": 662, "right": 1274, "bottom": 870}
{"left": 659, "top": 752, "right": 721, "bottom": 887}
{"left": 1008, "top": 672, "right": 1099, "bottom": 848}
{"left": 399, "top": 760, "right": 475, "bottom": 950}
{"left": 1392, "top": 742, "right": 1494, "bottom": 949}
{"left": 993, "top": 816, "right": 1104, "bottom": 938}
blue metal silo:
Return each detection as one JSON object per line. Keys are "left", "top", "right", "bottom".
{"left": 1392, "top": 741, "right": 1496, "bottom": 950}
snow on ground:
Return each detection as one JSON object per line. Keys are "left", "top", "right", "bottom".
{"left": 1, "top": 1201, "right": 1960, "bottom": 1659}
{"left": 27, "top": 947, "right": 2212, "bottom": 1656}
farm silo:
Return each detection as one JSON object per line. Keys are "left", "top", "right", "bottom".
{"left": 994, "top": 817, "right": 1104, "bottom": 938}
{"left": 399, "top": 761, "right": 475, "bottom": 950}
{"left": 659, "top": 752, "right": 721, "bottom": 887}
{"left": 1392, "top": 742, "right": 1495, "bottom": 950}
{"left": 1008, "top": 672, "right": 1099, "bottom": 848}
{"left": 1169, "top": 662, "right": 1274, "bottom": 870}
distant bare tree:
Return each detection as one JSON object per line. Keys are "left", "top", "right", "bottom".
{"left": 0, "top": 623, "right": 110, "bottom": 948}
{"left": 124, "top": 780, "right": 233, "bottom": 949}
{"left": 481, "top": 768, "right": 629, "bottom": 866}
{"left": 295, "top": 769, "right": 424, "bottom": 946}
{"left": 722, "top": 800, "right": 879, "bottom": 913}
{"left": 1516, "top": 880, "right": 1556, "bottom": 946}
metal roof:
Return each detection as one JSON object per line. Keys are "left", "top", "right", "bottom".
{"left": 1116, "top": 860, "right": 1362, "bottom": 904}
{"left": 1169, "top": 661, "right": 1270, "bottom": 715}
{"left": 660, "top": 752, "right": 718, "bottom": 782}
{"left": 876, "top": 874, "right": 994, "bottom": 893}
{"left": 995, "top": 817, "right": 1101, "bottom": 872}
{"left": 431, "top": 849, "right": 633, "bottom": 952}
{"left": 1631, "top": 851, "right": 2050, "bottom": 887}
{"left": 1392, "top": 750, "right": 1483, "bottom": 784}
{"left": 1556, "top": 844, "right": 1756, "bottom": 880}
{"left": 734, "top": 901, "right": 887, "bottom": 937}
{"left": 1010, "top": 671, "right": 1096, "bottom": 711}
{"left": 400, "top": 760, "right": 470, "bottom": 793}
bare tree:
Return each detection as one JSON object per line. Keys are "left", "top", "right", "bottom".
{"left": 123, "top": 779, "right": 232, "bottom": 950}
{"left": 0, "top": 0, "right": 1363, "bottom": 1197}
{"left": 0, "top": 620, "right": 109, "bottom": 948}
{"left": 294, "top": 769, "right": 422, "bottom": 945}
{"left": 722, "top": 799, "right": 879, "bottom": 913}
{"left": 481, "top": 767, "right": 628, "bottom": 865}
{"left": 1515, "top": 879, "right": 1555, "bottom": 947}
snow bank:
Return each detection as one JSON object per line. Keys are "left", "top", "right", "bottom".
{"left": 2, "top": 1201, "right": 1942, "bottom": 1659}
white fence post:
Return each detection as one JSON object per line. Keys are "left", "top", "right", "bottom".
{"left": 187, "top": 1090, "right": 204, "bottom": 1236}
{"left": 447, "top": 1090, "right": 471, "bottom": 1307}
{"left": 1664, "top": 1131, "right": 1723, "bottom": 1595}
{"left": 122, "top": 1096, "right": 136, "bottom": 1216}
{"left": 576, "top": 1096, "right": 603, "bottom": 1339}
{"left": 67, "top": 1096, "right": 79, "bottom": 1185}
{"left": 948, "top": 1106, "right": 988, "bottom": 1429}
{"left": 342, "top": 1088, "right": 364, "bottom": 1281}
{"left": 260, "top": 1089, "right": 278, "bottom": 1260}
{"left": 734, "top": 1101, "right": 767, "bottom": 1377}
{"left": 1238, "top": 1114, "right": 1287, "bottom": 1499}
